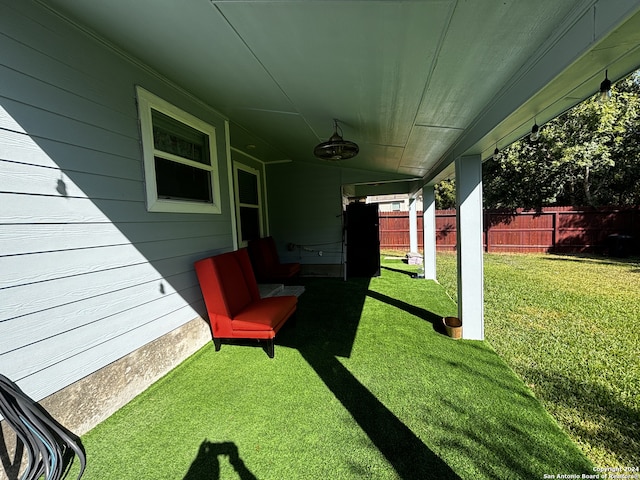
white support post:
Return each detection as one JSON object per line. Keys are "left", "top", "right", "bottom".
{"left": 409, "top": 195, "right": 418, "bottom": 254}
{"left": 422, "top": 186, "right": 437, "bottom": 280}
{"left": 455, "top": 155, "right": 484, "bottom": 340}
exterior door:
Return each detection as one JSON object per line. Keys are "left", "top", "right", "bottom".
{"left": 345, "top": 203, "right": 381, "bottom": 278}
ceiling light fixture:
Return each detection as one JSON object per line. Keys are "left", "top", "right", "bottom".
{"left": 493, "top": 144, "right": 501, "bottom": 161}
{"left": 530, "top": 122, "right": 540, "bottom": 142}
{"left": 313, "top": 119, "right": 359, "bottom": 161}
{"left": 599, "top": 69, "right": 612, "bottom": 103}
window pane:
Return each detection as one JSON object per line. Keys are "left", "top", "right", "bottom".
{"left": 152, "top": 109, "right": 210, "bottom": 165}
{"left": 237, "top": 169, "right": 259, "bottom": 205}
{"left": 155, "top": 157, "right": 212, "bottom": 203}
{"left": 240, "top": 206, "right": 260, "bottom": 241}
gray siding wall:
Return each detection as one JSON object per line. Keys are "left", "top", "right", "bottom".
{"left": 267, "top": 162, "right": 345, "bottom": 265}
{"left": 267, "top": 161, "right": 409, "bottom": 265}
{"left": 0, "top": 1, "right": 234, "bottom": 401}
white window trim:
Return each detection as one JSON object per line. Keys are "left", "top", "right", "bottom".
{"left": 233, "top": 162, "right": 263, "bottom": 247}
{"left": 136, "top": 86, "right": 221, "bottom": 214}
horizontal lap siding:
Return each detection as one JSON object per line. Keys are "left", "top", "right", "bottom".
{"left": 268, "top": 163, "right": 345, "bottom": 265}
{"left": 0, "top": 1, "right": 232, "bottom": 401}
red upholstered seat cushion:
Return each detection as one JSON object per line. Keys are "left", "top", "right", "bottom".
{"left": 231, "top": 296, "right": 297, "bottom": 331}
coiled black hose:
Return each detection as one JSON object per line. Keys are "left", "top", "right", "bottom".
{"left": 0, "top": 374, "right": 86, "bottom": 480}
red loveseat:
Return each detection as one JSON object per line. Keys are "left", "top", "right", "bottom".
{"left": 248, "top": 236, "right": 300, "bottom": 283}
{"left": 194, "top": 248, "right": 297, "bottom": 358}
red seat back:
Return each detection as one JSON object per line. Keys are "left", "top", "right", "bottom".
{"left": 194, "top": 249, "right": 261, "bottom": 336}
{"left": 248, "top": 236, "right": 279, "bottom": 277}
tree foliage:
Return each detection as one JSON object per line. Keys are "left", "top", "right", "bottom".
{"left": 434, "top": 178, "right": 456, "bottom": 209}
{"left": 483, "top": 70, "right": 640, "bottom": 209}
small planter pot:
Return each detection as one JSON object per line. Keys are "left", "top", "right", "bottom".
{"left": 442, "top": 316, "right": 462, "bottom": 339}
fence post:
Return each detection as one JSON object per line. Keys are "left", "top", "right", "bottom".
{"left": 553, "top": 211, "right": 558, "bottom": 252}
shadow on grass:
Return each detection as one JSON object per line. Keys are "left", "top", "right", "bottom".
{"left": 279, "top": 277, "right": 370, "bottom": 358}
{"left": 279, "top": 276, "right": 460, "bottom": 479}
{"left": 300, "top": 348, "right": 461, "bottom": 480}
{"left": 183, "top": 441, "right": 257, "bottom": 480}
{"left": 412, "top": 343, "right": 594, "bottom": 479}
{"left": 380, "top": 265, "right": 416, "bottom": 277}
{"left": 523, "top": 368, "right": 640, "bottom": 466}
{"left": 545, "top": 253, "right": 640, "bottom": 269}
{"left": 366, "top": 289, "right": 448, "bottom": 335}
{"left": 283, "top": 271, "right": 594, "bottom": 478}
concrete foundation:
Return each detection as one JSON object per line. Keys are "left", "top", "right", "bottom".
{"left": 1, "top": 316, "right": 211, "bottom": 476}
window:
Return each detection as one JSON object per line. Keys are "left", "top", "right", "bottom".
{"left": 234, "top": 164, "right": 263, "bottom": 245}
{"left": 136, "top": 86, "right": 221, "bottom": 214}
{"left": 391, "top": 201, "right": 401, "bottom": 211}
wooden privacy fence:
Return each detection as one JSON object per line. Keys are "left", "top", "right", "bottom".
{"left": 379, "top": 207, "right": 640, "bottom": 254}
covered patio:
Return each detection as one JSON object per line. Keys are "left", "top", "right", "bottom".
{"left": 36, "top": 0, "right": 640, "bottom": 342}
{"left": 70, "top": 259, "right": 591, "bottom": 479}
{"left": 1, "top": 1, "right": 640, "bottom": 475}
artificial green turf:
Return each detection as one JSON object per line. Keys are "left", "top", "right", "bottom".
{"left": 436, "top": 252, "right": 640, "bottom": 469}
{"left": 74, "top": 260, "right": 592, "bottom": 479}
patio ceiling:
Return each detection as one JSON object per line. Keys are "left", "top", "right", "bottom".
{"left": 43, "top": 0, "right": 640, "bottom": 193}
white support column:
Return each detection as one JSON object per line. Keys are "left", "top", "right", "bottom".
{"left": 455, "top": 155, "right": 484, "bottom": 340}
{"left": 422, "top": 186, "right": 437, "bottom": 280}
{"left": 408, "top": 195, "right": 418, "bottom": 254}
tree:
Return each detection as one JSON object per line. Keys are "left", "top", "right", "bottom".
{"left": 483, "top": 70, "right": 640, "bottom": 208}
{"left": 435, "top": 179, "right": 456, "bottom": 209}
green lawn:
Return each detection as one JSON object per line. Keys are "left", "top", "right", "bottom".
{"left": 72, "top": 260, "right": 594, "bottom": 480}
{"left": 436, "top": 252, "right": 640, "bottom": 469}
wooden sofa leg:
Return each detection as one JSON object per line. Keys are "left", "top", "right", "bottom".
{"left": 213, "top": 337, "right": 222, "bottom": 352}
